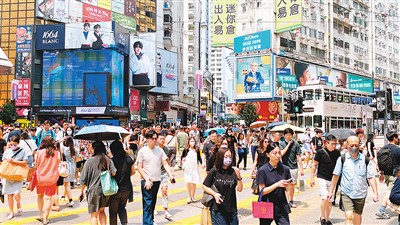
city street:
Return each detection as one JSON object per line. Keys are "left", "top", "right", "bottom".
{"left": 1, "top": 145, "right": 399, "bottom": 225}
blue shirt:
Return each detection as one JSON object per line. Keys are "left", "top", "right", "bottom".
{"left": 37, "top": 129, "right": 56, "bottom": 146}
{"left": 333, "top": 152, "right": 375, "bottom": 199}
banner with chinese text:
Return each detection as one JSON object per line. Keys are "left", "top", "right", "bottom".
{"left": 15, "top": 79, "right": 31, "bottom": 107}
{"left": 211, "top": 0, "right": 236, "bottom": 46}
{"left": 275, "top": 0, "right": 302, "bottom": 33}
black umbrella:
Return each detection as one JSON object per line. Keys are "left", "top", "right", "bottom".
{"left": 326, "top": 129, "right": 356, "bottom": 140}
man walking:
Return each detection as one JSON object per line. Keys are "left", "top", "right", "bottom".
{"left": 176, "top": 125, "right": 188, "bottom": 168}
{"left": 203, "top": 130, "right": 217, "bottom": 172}
{"left": 137, "top": 130, "right": 175, "bottom": 225}
{"left": 327, "top": 136, "right": 379, "bottom": 225}
{"left": 280, "top": 128, "right": 304, "bottom": 208}
{"left": 310, "top": 135, "right": 341, "bottom": 225}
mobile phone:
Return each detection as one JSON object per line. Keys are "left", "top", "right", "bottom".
{"left": 79, "top": 193, "right": 84, "bottom": 202}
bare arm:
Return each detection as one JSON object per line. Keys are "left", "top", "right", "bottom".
{"left": 162, "top": 159, "right": 174, "bottom": 181}
{"left": 310, "top": 160, "right": 318, "bottom": 187}
{"left": 137, "top": 162, "right": 150, "bottom": 181}
{"left": 130, "top": 164, "right": 136, "bottom": 176}
{"left": 327, "top": 174, "right": 340, "bottom": 200}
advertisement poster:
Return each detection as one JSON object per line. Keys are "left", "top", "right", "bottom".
{"left": 129, "top": 89, "right": 140, "bottom": 112}
{"left": 225, "top": 101, "right": 279, "bottom": 121}
{"left": 236, "top": 56, "right": 272, "bottom": 99}
{"left": 83, "top": 0, "right": 98, "bottom": 6}
{"left": 129, "top": 33, "right": 156, "bottom": 87}
{"left": 275, "top": 0, "right": 303, "bottom": 33}
{"left": 15, "top": 52, "right": 32, "bottom": 79}
{"left": 147, "top": 95, "right": 156, "bottom": 111}
{"left": 35, "top": 24, "right": 66, "bottom": 50}
{"left": 65, "top": 22, "right": 114, "bottom": 49}
{"left": 111, "top": 0, "right": 124, "bottom": 14}
{"left": 393, "top": 85, "right": 400, "bottom": 111}
{"left": 195, "top": 71, "right": 203, "bottom": 90}
{"left": 112, "top": 12, "right": 136, "bottom": 30}
{"left": 68, "top": 1, "right": 84, "bottom": 23}
{"left": 98, "top": 0, "right": 112, "bottom": 10}
{"left": 211, "top": 0, "right": 236, "bottom": 46}
{"left": 16, "top": 26, "right": 33, "bottom": 53}
{"left": 42, "top": 49, "right": 124, "bottom": 106}
{"left": 150, "top": 49, "right": 178, "bottom": 94}
{"left": 53, "top": 0, "right": 68, "bottom": 22}
{"left": 347, "top": 74, "right": 373, "bottom": 93}
{"left": 234, "top": 30, "right": 271, "bottom": 53}
{"left": 15, "top": 79, "right": 31, "bottom": 107}
{"left": 140, "top": 92, "right": 148, "bottom": 121}
{"left": 82, "top": 3, "right": 112, "bottom": 22}
{"left": 124, "top": 0, "right": 136, "bottom": 18}
{"left": 37, "top": 0, "right": 55, "bottom": 19}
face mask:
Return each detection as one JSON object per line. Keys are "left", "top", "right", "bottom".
{"left": 67, "top": 131, "right": 73, "bottom": 135}
{"left": 349, "top": 146, "right": 358, "bottom": 154}
{"left": 336, "top": 144, "right": 341, "bottom": 150}
{"left": 10, "top": 145, "right": 18, "bottom": 151}
{"left": 223, "top": 157, "right": 232, "bottom": 166}
{"left": 189, "top": 142, "right": 195, "bottom": 147}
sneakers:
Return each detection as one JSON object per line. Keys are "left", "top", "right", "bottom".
{"left": 67, "top": 201, "right": 74, "bottom": 207}
{"left": 187, "top": 197, "right": 192, "bottom": 204}
{"left": 165, "top": 211, "right": 173, "bottom": 220}
{"left": 17, "top": 208, "right": 23, "bottom": 215}
{"left": 326, "top": 220, "right": 333, "bottom": 225}
{"left": 375, "top": 211, "right": 390, "bottom": 219}
{"left": 191, "top": 197, "right": 197, "bottom": 203}
{"left": 289, "top": 201, "right": 297, "bottom": 208}
{"left": 320, "top": 218, "right": 327, "bottom": 225}
{"left": 7, "top": 214, "right": 14, "bottom": 220}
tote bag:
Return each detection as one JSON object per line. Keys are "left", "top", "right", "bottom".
{"left": 252, "top": 187, "right": 274, "bottom": 219}
{"left": 200, "top": 207, "right": 212, "bottom": 225}
{"left": 0, "top": 160, "right": 29, "bottom": 181}
{"left": 100, "top": 161, "right": 118, "bottom": 196}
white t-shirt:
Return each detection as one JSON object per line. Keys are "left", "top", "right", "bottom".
{"left": 136, "top": 145, "right": 167, "bottom": 181}
{"left": 19, "top": 139, "right": 37, "bottom": 156}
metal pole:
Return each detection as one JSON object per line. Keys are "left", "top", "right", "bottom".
{"left": 281, "top": 80, "right": 284, "bottom": 122}
{"left": 211, "top": 74, "right": 214, "bottom": 126}
{"left": 383, "top": 85, "right": 388, "bottom": 145}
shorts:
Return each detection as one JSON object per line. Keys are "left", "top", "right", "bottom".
{"left": 341, "top": 192, "right": 366, "bottom": 215}
{"left": 301, "top": 143, "right": 312, "bottom": 153}
{"left": 384, "top": 175, "right": 396, "bottom": 190}
{"left": 317, "top": 178, "right": 334, "bottom": 202}
{"left": 160, "top": 171, "right": 169, "bottom": 187}
{"left": 289, "top": 169, "right": 298, "bottom": 184}
{"left": 76, "top": 160, "right": 86, "bottom": 169}
{"left": 36, "top": 183, "right": 57, "bottom": 196}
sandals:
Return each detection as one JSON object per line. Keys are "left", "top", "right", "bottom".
{"left": 51, "top": 206, "right": 60, "bottom": 212}
{"left": 36, "top": 217, "right": 43, "bottom": 222}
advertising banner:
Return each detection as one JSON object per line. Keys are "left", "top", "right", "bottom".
{"left": 150, "top": 49, "right": 178, "bottom": 94}
{"left": 68, "top": 1, "right": 84, "bottom": 23}
{"left": 37, "top": 0, "right": 55, "bottom": 19}
{"left": 11, "top": 80, "right": 18, "bottom": 101}
{"left": 211, "top": 0, "right": 236, "bottom": 47}
{"left": 111, "top": 0, "right": 124, "bottom": 14}
{"left": 15, "top": 79, "right": 31, "bottom": 107}
{"left": 82, "top": 3, "right": 112, "bottom": 22}
{"left": 393, "top": 86, "right": 400, "bottom": 111}
{"left": 98, "top": 0, "right": 112, "bottom": 10}
{"left": 124, "top": 0, "right": 136, "bottom": 18}
{"left": 112, "top": 12, "right": 136, "bottom": 30}
{"left": 36, "top": 24, "right": 66, "bottom": 50}
{"left": 233, "top": 30, "right": 271, "bottom": 53}
{"left": 147, "top": 95, "right": 156, "bottom": 111}
{"left": 140, "top": 92, "right": 148, "bottom": 121}
{"left": 37, "top": 0, "right": 82, "bottom": 23}
{"left": 129, "top": 33, "right": 156, "bottom": 87}
{"left": 15, "top": 52, "right": 32, "bottom": 79}
{"left": 130, "top": 89, "right": 140, "bottom": 112}
{"left": 275, "top": 0, "right": 302, "bottom": 33}
{"left": 113, "top": 23, "right": 130, "bottom": 54}
{"left": 65, "top": 22, "right": 114, "bottom": 49}
{"left": 236, "top": 56, "right": 273, "bottom": 100}
{"left": 347, "top": 74, "right": 373, "bottom": 93}
{"left": 53, "top": 0, "right": 68, "bottom": 22}
{"left": 195, "top": 71, "right": 203, "bottom": 90}
{"left": 225, "top": 101, "right": 280, "bottom": 121}
{"left": 16, "top": 26, "right": 33, "bottom": 53}
{"left": 83, "top": 0, "right": 98, "bottom": 6}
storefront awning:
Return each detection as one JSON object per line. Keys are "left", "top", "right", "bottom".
{"left": 0, "top": 47, "right": 13, "bottom": 68}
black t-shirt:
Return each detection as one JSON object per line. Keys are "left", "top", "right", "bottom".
{"left": 314, "top": 148, "right": 341, "bottom": 181}
{"left": 0, "top": 139, "right": 6, "bottom": 161}
{"left": 112, "top": 155, "right": 134, "bottom": 192}
{"left": 202, "top": 141, "right": 215, "bottom": 161}
{"left": 256, "top": 148, "right": 269, "bottom": 169}
{"left": 203, "top": 167, "right": 238, "bottom": 213}
{"left": 129, "top": 134, "right": 139, "bottom": 151}
{"left": 256, "top": 162, "right": 291, "bottom": 216}
{"left": 311, "top": 136, "right": 323, "bottom": 151}
{"left": 225, "top": 134, "right": 237, "bottom": 152}
{"left": 384, "top": 144, "right": 400, "bottom": 169}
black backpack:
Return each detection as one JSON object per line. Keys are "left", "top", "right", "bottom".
{"left": 377, "top": 145, "right": 395, "bottom": 175}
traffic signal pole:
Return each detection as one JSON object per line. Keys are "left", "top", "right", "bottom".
{"left": 383, "top": 85, "right": 388, "bottom": 145}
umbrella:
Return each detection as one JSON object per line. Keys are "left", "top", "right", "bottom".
{"left": 267, "top": 121, "right": 287, "bottom": 130}
{"left": 270, "top": 124, "right": 305, "bottom": 133}
{"left": 203, "top": 127, "right": 226, "bottom": 137}
{"left": 231, "top": 127, "right": 242, "bottom": 133}
{"left": 326, "top": 129, "right": 356, "bottom": 141}
{"left": 250, "top": 121, "right": 267, "bottom": 129}
{"left": 73, "top": 125, "right": 130, "bottom": 140}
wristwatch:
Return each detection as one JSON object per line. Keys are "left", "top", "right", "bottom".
{"left": 237, "top": 177, "right": 243, "bottom": 181}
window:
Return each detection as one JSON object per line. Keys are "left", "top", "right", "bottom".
{"left": 315, "top": 89, "right": 322, "bottom": 100}
{"left": 304, "top": 89, "right": 314, "bottom": 100}
{"left": 257, "top": 19, "right": 262, "bottom": 30}
{"left": 300, "top": 43, "right": 307, "bottom": 54}
{"left": 242, "top": 5, "right": 246, "bottom": 13}
{"left": 345, "top": 57, "right": 350, "bottom": 65}
{"left": 257, "top": 1, "right": 261, "bottom": 7}
{"left": 318, "top": 32, "right": 324, "bottom": 40}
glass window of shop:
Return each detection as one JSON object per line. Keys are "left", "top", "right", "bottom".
{"left": 303, "top": 89, "right": 314, "bottom": 100}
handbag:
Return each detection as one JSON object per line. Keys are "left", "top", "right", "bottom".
{"left": 200, "top": 207, "right": 212, "bottom": 225}
{"left": 0, "top": 148, "right": 29, "bottom": 181}
{"left": 238, "top": 147, "right": 245, "bottom": 155}
{"left": 58, "top": 154, "right": 70, "bottom": 178}
{"left": 201, "top": 184, "right": 218, "bottom": 207}
{"left": 251, "top": 179, "right": 259, "bottom": 195}
{"left": 100, "top": 161, "right": 118, "bottom": 196}
{"left": 252, "top": 187, "right": 274, "bottom": 219}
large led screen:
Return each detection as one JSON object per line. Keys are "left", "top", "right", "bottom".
{"left": 42, "top": 49, "right": 124, "bottom": 106}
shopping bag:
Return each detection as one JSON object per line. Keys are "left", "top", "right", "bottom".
{"left": 100, "top": 170, "right": 118, "bottom": 196}
{"left": 0, "top": 161, "right": 29, "bottom": 181}
{"left": 252, "top": 187, "right": 274, "bottom": 219}
{"left": 59, "top": 162, "right": 70, "bottom": 178}
{"left": 200, "top": 207, "right": 212, "bottom": 225}
{"left": 27, "top": 170, "right": 37, "bottom": 191}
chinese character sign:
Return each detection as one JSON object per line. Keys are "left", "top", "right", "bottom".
{"left": 275, "top": 0, "right": 302, "bottom": 33}
{"left": 211, "top": 0, "right": 236, "bottom": 47}
{"left": 15, "top": 79, "right": 31, "bottom": 107}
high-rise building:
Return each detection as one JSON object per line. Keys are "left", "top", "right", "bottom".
{"left": 136, "top": 0, "right": 156, "bottom": 32}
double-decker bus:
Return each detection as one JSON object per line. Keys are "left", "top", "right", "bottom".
{"left": 295, "top": 83, "right": 373, "bottom": 133}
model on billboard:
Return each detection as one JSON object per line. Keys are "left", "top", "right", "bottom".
{"left": 131, "top": 41, "right": 153, "bottom": 85}
{"left": 294, "top": 62, "right": 312, "bottom": 86}
{"left": 156, "top": 52, "right": 162, "bottom": 87}
{"left": 244, "top": 62, "right": 264, "bottom": 93}
{"left": 92, "top": 24, "right": 104, "bottom": 49}
{"left": 80, "top": 22, "right": 96, "bottom": 49}
{"left": 335, "top": 72, "right": 347, "bottom": 88}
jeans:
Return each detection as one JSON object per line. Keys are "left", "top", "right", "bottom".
{"left": 141, "top": 180, "right": 161, "bottom": 225}
{"left": 237, "top": 152, "right": 247, "bottom": 169}
{"left": 211, "top": 209, "right": 238, "bottom": 225}
{"left": 251, "top": 146, "right": 257, "bottom": 163}
{"left": 109, "top": 190, "right": 130, "bottom": 225}
{"left": 260, "top": 214, "right": 290, "bottom": 225}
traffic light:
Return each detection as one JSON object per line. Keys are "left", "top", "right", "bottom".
{"left": 284, "top": 97, "right": 293, "bottom": 114}
{"left": 369, "top": 91, "right": 386, "bottom": 112}
{"left": 293, "top": 97, "right": 304, "bottom": 114}
{"left": 192, "top": 113, "right": 197, "bottom": 122}
{"left": 387, "top": 89, "right": 393, "bottom": 112}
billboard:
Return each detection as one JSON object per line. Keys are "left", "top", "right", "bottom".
{"left": 65, "top": 22, "right": 114, "bottom": 49}
{"left": 15, "top": 79, "right": 31, "bottom": 107}
{"left": 36, "top": 24, "right": 66, "bottom": 50}
{"left": 129, "top": 89, "right": 140, "bottom": 112}
{"left": 16, "top": 26, "right": 33, "bottom": 53}
{"left": 15, "top": 52, "right": 32, "bottom": 79}
{"left": 82, "top": 3, "right": 112, "bottom": 22}
{"left": 42, "top": 49, "right": 124, "bottom": 106}
{"left": 235, "top": 56, "right": 273, "bottom": 100}
{"left": 112, "top": 12, "right": 136, "bottom": 31}
{"left": 225, "top": 101, "right": 280, "bottom": 121}
{"left": 234, "top": 30, "right": 271, "bottom": 53}
{"left": 150, "top": 49, "right": 178, "bottom": 95}
{"left": 124, "top": 0, "right": 136, "bottom": 18}
{"left": 112, "top": 0, "right": 125, "bottom": 14}
{"left": 211, "top": 0, "right": 236, "bottom": 47}
{"left": 347, "top": 74, "right": 373, "bottom": 93}
{"left": 275, "top": 0, "right": 302, "bottom": 33}
{"left": 129, "top": 33, "right": 156, "bottom": 87}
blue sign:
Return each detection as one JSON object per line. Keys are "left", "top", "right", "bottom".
{"left": 36, "top": 24, "right": 65, "bottom": 50}
{"left": 276, "top": 68, "right": 290, "bottom": 75}
{"left": 234, "top": 30, "right": 271, "bottom": 53}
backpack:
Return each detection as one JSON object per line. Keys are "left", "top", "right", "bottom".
{"left": 377, "top": 145, "right": 395, "bottom": 175}
{"left": 340, "top": 153, "right": 370, "bottom": 186}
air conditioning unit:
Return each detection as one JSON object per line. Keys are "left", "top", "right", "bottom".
{"left": 285, "top": 47, "right": 294, "bottom": 52}
{"left": 338, "top": 28, "right": 343, "bottom": 33}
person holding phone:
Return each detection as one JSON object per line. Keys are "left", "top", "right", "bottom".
{"left": 257, "top": 142, "right": 292, "bottom": 225}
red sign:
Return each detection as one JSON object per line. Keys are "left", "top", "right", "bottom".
{"left": 226, "top": 101, "right": 280, "bottom": 122}
{"left": 129, "top": 89, "right": 140, "bottom": 112}
{"left": 15, "top": 79, "right": 30, "bottom": 107}
{"left": 155, "top": 101, "right": 170, "bottom": 111}
{"left": 124, "top": 0, "right": 136, "bottom": 18}
{"left": 82, "top": 3, "right": 111, "bottom": 22}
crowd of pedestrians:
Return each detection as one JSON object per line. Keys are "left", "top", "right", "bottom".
{"left": 2, "top": 120, "right": 400, "bottom": 225}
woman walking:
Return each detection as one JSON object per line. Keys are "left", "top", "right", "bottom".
{"left": 182, "top": 137, "right": 202, "bottom": 203}
{"left": 60, "top": 136, "right": 78, "bottom": 207}
{"left": 2, "top": 135, "right": 28, "bottom": 220}
{"left": 109, "top": 140, "right": 135, "bottom": 225}
{"left": 236, "top": 133, "right": 247, "bottom": 170}
{"left": 80, "top": 141, "right": 116, "bottom": 225}
{"left": 35, "top": 136, "right": 61, "bottom": 225}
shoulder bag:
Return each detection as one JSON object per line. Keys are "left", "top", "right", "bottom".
{"left": 252, "top": 187, "right": 274, "bottom": 219}
{"left": 201, "top": 169, "right": 218, "bottom": 207}
{"left": 0, "top": 148, "right": 29, "bottom": 181}
{"left": 100, "top": 159, "right": 119, "bottom": 196}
